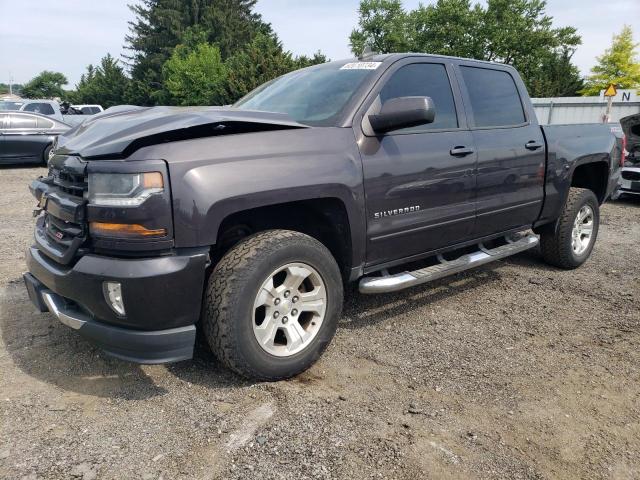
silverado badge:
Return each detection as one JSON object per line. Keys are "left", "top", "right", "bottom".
{"left": 374, "top": 206, "right": 421, "bottom": 219}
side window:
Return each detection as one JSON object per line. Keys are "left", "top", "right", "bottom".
{"left": 23, "top": 103, "right": 56, "bottom": 116}
{"left": 460, "top": 67, "right": 526, "bottom": 127}
{"left": 9, "top": 114, "right": 38, "bottom": 129}
{"left": 36, "top": 117, "right": 55, "bottom": 129}
{"left": 379, "top": 63, "right": 458, "bottom": 132}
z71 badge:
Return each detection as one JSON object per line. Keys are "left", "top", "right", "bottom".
{"left": 374, "top": 206, "right": 420, "bottom": 219}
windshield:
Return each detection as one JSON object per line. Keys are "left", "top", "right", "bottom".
{"left": 234, "top": 61, "right": 380, "bottom": 126}
{"left": 0, "top": 101, "right": 23, "bottom": 110}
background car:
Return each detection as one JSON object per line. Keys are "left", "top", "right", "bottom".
{"left": 71, "top": 104, "right": 104, "bottom": 115}
{"left": 616, "top": 113, "right": 640, "bottom": 199}
{"left": 0, "top": 111, "right": 70, "bottom": 165}
{"left": 0, "top": 99, "right": 100, "bottom": 126}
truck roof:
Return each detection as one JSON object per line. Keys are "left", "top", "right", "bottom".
{"left": 356, "top": 52, "right": 517, "bottom": 69}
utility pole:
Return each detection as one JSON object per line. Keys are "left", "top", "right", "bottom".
{"left": 602, "top": 84, "right": 617, "bottom": 123}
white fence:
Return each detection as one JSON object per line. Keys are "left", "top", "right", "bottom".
{"left": 532, "top": 90, "right": 640, "bottom": 125}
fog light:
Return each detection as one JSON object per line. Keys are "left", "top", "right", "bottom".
{"left": 103, "top": 281, "right": 125, "bottom": 316}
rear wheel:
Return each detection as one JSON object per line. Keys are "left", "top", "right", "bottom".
{"left": 202, "top": 230, "right": 343, "bottom": 380}
{"left": 540, "top": 187, "right": 599, "bottom": 269}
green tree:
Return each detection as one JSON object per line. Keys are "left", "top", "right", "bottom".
{"left": 125, "top": 0, "right": 271, "bottom": 104}
{"left": 162, "top": 31, "right": 328, "bottom": 106}
{"left": 294, "top": 51, "right": 329, "bottom": 70}
{"left": 349, "top": 0, "right": 582, "bottom": 96}
{"left": 224, "top": 33, "right": 328, "bottom": 102}
{"left": 0, "top": 83, "right": 23, "bottom": 96}
{"left": 409, "top": 0, "right": 484, "bottom": 59}
{"left": 350, "top": 0, "right": 409, "bottom": 56}
{"left": 527, "top": 48, "right": 584, "bottom": 97}
{"left": 21, "top": 71, "right": 68, "bottom": 99}
{"left": 162, "top": 42, "right": 228, "bottom": 105}
{"left": 580, "top": 25, "right": 640, "bottom": 96}
{"left": 70, "top": 55, "right": 130, "bottom": 108}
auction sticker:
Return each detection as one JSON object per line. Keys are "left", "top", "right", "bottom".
{"left": 340, "top": 62, "right": 382, "bottom": 70}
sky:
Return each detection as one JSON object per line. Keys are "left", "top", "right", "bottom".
{"left": 0, "top": 0, "right": 638, "bottom": 87}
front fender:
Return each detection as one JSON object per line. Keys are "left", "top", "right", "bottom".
{"left": 144, "top": 127, "right": 366, "bottom": 271}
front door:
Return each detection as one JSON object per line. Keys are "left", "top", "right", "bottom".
{"left": 356, "top": 60, "right": 477, "bottom": 267}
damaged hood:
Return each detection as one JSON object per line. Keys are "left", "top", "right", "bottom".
{"left": 621, "top": 114, "right": 640, "bottom": 156}
{"left": 55, "top": 105, "right": 309, "bottom": 159}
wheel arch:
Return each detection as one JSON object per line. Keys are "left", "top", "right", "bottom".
{"left": 212, "top": 196, "right": 356, "bottom": 281}
{"left": 570, "top": 160, "right": 610, "bottom": 204}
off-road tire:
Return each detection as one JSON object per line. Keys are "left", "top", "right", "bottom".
{"left": 540, "top": 187, "right": 599, "bottom": 269}
{"left": 202, "top": 230, "right": 343, "bottom": 380}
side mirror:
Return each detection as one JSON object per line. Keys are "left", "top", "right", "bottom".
{"left": 368, "top": 96, "right": 436, "bottom": 134}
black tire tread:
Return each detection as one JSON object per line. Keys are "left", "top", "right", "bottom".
{"left": 202, "top": 229, "right": 338, "bottom": 380}
{"left": 540, "top": 187, "right": 598, "bottom": 269}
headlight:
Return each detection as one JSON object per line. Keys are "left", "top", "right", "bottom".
{"left": 88, "top": 172, "right": 164, "bottom": 206}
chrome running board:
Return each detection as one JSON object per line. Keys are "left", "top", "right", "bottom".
{"left": 359, "top": 233, "right": 539, "bottom": 294}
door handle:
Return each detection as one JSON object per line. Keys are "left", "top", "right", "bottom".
{"left": 525, "top": 141, "right": 543, "bottom": 150}
{"left": 450, "top": 146, "right": 475, "bottom": 157}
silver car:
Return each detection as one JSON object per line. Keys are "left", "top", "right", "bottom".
{"left": 0, "top": 111, "right": 70, "bottom": 165}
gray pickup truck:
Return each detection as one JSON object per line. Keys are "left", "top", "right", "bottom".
{"left": 23, "top": 54, "right": 624, "bottom": 380}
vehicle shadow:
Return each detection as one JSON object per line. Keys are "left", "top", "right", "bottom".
{"left": 341, "top": 263, "right": 501, "bottom": 330}
{"left": 0, "top": 163, "right": 46, "bottom": 170}
{"left": 164, "top": 343, "right": 254, "bottom": 390}
{"left": 1, "top": 280, "right": 169, "bottom": 400}
{"left": 1, "top": 279, "right": 251, "bottom": 398}
{"left": 613, "top": 196, "right": 640, "bottom": 208}
{"left": 340, "top": 248, "right": 548, "bottom": 330}
{"left": 1, "top": 250, "right": 544, "bottom": 395}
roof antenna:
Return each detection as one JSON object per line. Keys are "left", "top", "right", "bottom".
{"left": 358, "top": 43, "right": 376, "bottom": 61}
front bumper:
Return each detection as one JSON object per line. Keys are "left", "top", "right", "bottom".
{"left": 24, "top": 246, "right": 209, "bottom": 364}
{"left": 617, "top": 167, "right": 640, "bottom": 196}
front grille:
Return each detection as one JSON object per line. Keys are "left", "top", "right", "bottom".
{"left": 621, "top": 170, "right": 640, "bottom": 181}
{"left": 45, "top": 214, "right": 84, "bottom": 246}
{"left": 49, "top": 166, "right": 87, "bottom": 198}
{"left": 34, "top": 157, "right": 88, "bottom": 265}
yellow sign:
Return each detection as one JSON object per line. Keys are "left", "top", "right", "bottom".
{"left": 603, "top": 84, "right": 617, "bottom": 97}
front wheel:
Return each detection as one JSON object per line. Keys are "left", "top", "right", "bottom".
{"left": 540, "top": 187, "right": 600, "bottom": 269}
{"left": 202, "top": 230, "right": 343, "bottom": 380}
{"left": 42, "top": 145, "right": 52, "bottom": 166}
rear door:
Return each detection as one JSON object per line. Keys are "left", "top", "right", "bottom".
{"left": 3, "top": 113, "right": 44, "bottom": 162}
{"left": 456, "top": 63, "right": 545, "bottom": 237}
{"left": 355, "top": 58, "right": 477, "bottom": 267}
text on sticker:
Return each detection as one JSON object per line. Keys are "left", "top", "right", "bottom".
{"left": 340, "top": 62, "right": 382, "bottom": 70}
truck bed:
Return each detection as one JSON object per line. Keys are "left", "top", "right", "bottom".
{"left": 537, "top": 123, "right": 623, "bottom": 226}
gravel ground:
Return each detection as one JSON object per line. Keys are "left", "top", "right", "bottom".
{"left": 1, "top": 165, "right": 639, "bottom": 480}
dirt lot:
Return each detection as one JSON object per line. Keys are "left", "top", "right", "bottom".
{"left": 1, "top": 165, "right": 638, "bottom": 480}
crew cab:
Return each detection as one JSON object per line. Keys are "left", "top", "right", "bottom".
{"left": 23, "top": 54, "right": 624, "bottom": 380}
